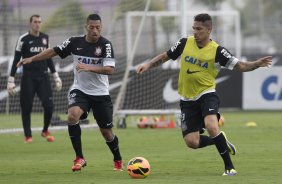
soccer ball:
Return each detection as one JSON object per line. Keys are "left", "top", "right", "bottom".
{"left": 127, "top": 157, "right": 150, "bottom": 179}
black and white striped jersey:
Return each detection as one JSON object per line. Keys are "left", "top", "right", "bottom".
{"left": 53, "top": 35, "right": 115, "bottom": 96}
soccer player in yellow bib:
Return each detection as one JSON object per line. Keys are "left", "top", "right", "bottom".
{"left": 136, "top": 13, "right": 272, "bottom": 176}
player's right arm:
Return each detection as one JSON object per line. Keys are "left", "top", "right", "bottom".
{"left": 136, "top": 52, "right": 170, "bottom": 74}
{"left": 136, "top": 38, "right": 186, "bottom": 74}
{"left": 16, "top": 48, "right": 57, "bottom": 67}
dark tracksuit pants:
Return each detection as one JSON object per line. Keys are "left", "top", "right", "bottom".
{"left": 20, "top": 71, "right": 53, "bottom": 137}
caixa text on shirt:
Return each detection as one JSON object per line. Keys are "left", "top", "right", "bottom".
{"left": 78, "top": 57, "right": 102, "bottom": 65}
{"left": 30, "top": 47, "right": 47, "bottom": 53}
{"left": 185, "top": 56, "right": 208, "bottom": 68}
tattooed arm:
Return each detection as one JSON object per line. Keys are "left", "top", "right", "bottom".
{"left": 136, "top": 52, "right": 170, "bottom": 74}
{"left": 234, "top": 56, "right": 272, "bottom": 72}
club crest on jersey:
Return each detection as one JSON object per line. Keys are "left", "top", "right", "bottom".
{"left": 95, "top": 46, "right": 102, "bottom": 56}
{"left": 68, "top": 92, "right": 76, "bottom": 105}
{"left": 42, "top": 38, "right": 47, "bottom": 45}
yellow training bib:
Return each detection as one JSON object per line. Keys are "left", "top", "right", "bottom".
{"left": 178, "top": 36, "right": 220, "bottom": 99}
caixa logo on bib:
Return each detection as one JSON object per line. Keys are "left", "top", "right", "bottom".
{"left": 261, "top": 75, "right": 282, "bottom": 101}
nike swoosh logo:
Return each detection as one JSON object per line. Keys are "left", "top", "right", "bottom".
{"left": 163, "top": 78, "right": 179, "bottom": 103}
{"left": 187, "top": 69, "right": 201, "bottom": 74}
{"left": 77, "top": 48, "right": 83, "bottom": 50}
{"left": 220, "top": 150, "right": 228, "bottom": 155}
{"left": 163, "top": 76, "right": 230, "bottom": 103}
{"left": 215, "top": 76, "right": 230, "bottom": 84}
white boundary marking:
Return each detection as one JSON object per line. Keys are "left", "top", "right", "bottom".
{"left": 0, "top": 124, "right": 98, "bottom": 134}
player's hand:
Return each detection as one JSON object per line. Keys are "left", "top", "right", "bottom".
{"left": 16, "top": 58, "right": 33, "bottom": 67}
{"left": 7, "top": 76, "right": 16, "bottom": 96}
{"left": 76, "top": 62, "right": 90, "bottom": 72}
{"left": 136, "top": 63, "right": 150, "bottom": 74}
{"left": 256, "top": 56, "right": 272, "bottom": 68}
{"left": 53, "top": 72, "right": 62, "bottom": 91}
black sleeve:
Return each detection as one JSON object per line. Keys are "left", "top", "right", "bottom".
{"left": 53, "top": 37, "right": 72, "bottom": 59}
{"left": 10, "top": 51, "right": 22, "bottom": 77}
{"left": 215, "top": 46, "right": 234, "bottom": 67}
{"left": 47, "top": 58, "right": 56, "bottom": 73}
{"left": 166, "top": 38, "right": 187, "bottom": 60}
{"left": 103, "top": 41, "right": 114, "bottom": 58}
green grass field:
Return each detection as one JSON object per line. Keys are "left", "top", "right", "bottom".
{"left": 0, "top": 111, "right": 281, "bottom": 184}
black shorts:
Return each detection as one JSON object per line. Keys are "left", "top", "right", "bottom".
{"left": 180, "top": 92, "right": 220, "bottom": 137}
{"left": 68, "top": 89, "right": 113, "bottom": 129}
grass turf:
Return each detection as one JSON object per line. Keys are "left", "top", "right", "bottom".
{"left": 0, "top": 111, "right": 281, "bottom": 184}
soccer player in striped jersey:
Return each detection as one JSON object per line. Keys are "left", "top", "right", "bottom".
{"left": 136, "top": 13, "right": 272, "bottom": 176}
{"left": 16, "top": 14, "right": 123, "bottom": 172}
{"left": 7, "top": 14, "right": 62, "bottom": 143}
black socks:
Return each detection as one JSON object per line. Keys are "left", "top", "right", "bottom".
{"left": 68, "top": 124, "right": 84, "bottom": 158}
{"left": 213, "top": 132, "right": 234, "bottom": 169}
{"left": 106, "top": 135, "right": 122, "bottom": 161}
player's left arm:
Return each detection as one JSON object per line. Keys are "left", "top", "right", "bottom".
{"left": 136, "top": 52, "right": 170, "bottom": 74}
{"left": 234, "top": 56, "right": 272, "bottom": 72}
{"left": 216, "top": 46, "right": 272, "bottom": 71}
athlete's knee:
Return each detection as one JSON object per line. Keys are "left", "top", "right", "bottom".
{"left": 68, "top": 116, "right": 79, "bottom": 125}
{"left": 204, "top": 115, "right": 220, "bottom": 137}
{"left": 68, "top": 111, "right": 80, "bottom": 125}
{"left": 206, "top": 126, "right": 219, "bottom": 137}
{"left": 185, "top": 139, "right": 199, "bottom": 149}
{"left": 184, "top": 135, "right": 199, "bottom": 149}
{"left": 68, "top": 107, "right": 83, "bottom": 124}
{"left": 205, "top": 123, "right": 220, "bottom": 137}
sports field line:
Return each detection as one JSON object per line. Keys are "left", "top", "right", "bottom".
{"left": 0, "top": 124, "right": 98, "bottom": 134}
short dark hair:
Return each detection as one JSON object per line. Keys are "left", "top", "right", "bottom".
{"left": 30, "top": 14, "right": 40, "bottom": 23}
{"left": 87, "top": 14, "right": 101, "bottom": 23}
{"left": 194, "top": 13, "right": 212, "bottom": 28}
